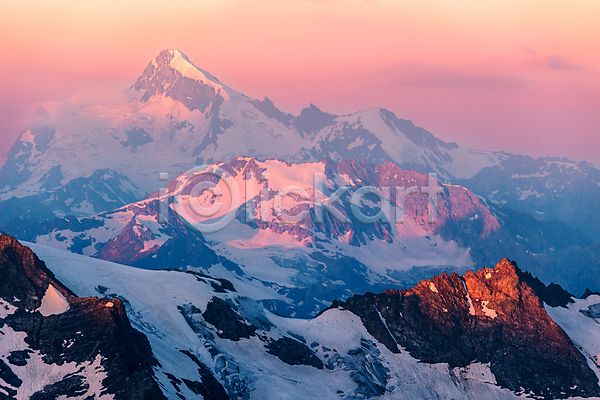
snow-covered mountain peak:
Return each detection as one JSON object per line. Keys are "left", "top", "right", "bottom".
{"left": 132, "top": 49, "right": 233, "bottom": 110}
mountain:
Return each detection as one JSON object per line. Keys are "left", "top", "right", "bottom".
{"left": 0, "top": 49, "right": 503, "bottom": 194}
{"left": 0, "top": 49, "right": 499, "bottom": 208}
{"left": 4, "top": 157, "right": 598, "bottom": 319}
{"left": 3, "top": 237, "right": 597, "bottom": 399}
{"left": 0, "top": 234, "right": 165, "bottom": 399}
{"left": 2, "top": 49, "right": 600, "bottom": 243}
{"left": 333, "top": 258, "right": 600, "bottom": 399}
{"left": 458, "top": 155, "right": 600, "bottom": 241}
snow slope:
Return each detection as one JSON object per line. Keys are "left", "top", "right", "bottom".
{"left": 546, "top": 295, "right": 600, "bottom": 381}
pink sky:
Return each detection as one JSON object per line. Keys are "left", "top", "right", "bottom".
{"left": 1, "top": 0, "right": 599, "bottom": 165}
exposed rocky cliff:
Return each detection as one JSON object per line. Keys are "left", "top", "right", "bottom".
{"left": 333, "top": 258, "right": 600, "bottom": 399}
{"left": 0, "top": 234, "right": 165, "bottom": 399}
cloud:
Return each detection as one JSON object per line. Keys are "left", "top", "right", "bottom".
{"left": 375, "top": 64, "right": 526, "bottom": 94}
{"left": 545, "top": 55, "right": 580, "bottom": 71}
{"left": 517, "top": 47, "right": 580, "bottom": 71}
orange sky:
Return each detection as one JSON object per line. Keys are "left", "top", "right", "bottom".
{"left": 1, "top": 0, "right": 599, "bottom": 165}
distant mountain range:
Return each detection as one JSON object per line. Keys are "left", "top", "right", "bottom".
{"left": 2, "top": 49, "right": 600, "bottom": 241}
{"left": 3, "top": 157, "right": 599, "bottom": 320}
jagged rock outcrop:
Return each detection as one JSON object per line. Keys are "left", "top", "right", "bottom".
{"left": 582, "top": 288, "right": 600, "bottom": 299}
{"left": 0, "top": 234, "right": 166, "bottom": 399}
{"left": 333, "top": 258, "right": 600, "bottom": 399}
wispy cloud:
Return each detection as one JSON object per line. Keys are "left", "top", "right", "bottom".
{"left": 518, "top": 47, "right": 581, "bottom": 71}
{"left": 374, "top": 64, "right": 526, "bottom": 94}
{"left": 545, "top": 55, "right": 579, "bottom": 71}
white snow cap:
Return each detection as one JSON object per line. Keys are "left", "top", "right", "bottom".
{"left": 167, "top": 49, "right": 229, "bottom": 99}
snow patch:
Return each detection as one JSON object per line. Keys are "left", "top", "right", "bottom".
{"left": 37, "top": 285, "right": 69, "bottom": 317}
{"left": 518, "top": 189, "right": 543, "bottom": 200}
{"left": 20, "top": 130, "right": 35, "bottom": 144}
{"left": 462, "top": 280, "right": 476, "bottom": 316}
{"left": 481, "top": 301, "right": 497, "bottom": 319}
{"left": 429, "top": 282, "right": 439, "bottom": 293}
{"left": 0, "top": 298, "right": 17, "bottom": 318}
{"left": 347, "top": 137, "right": 365, "bottom": 150}
{"left": 546, "top": 297, "right": 600, "bottom": 381}
{"left": 70, "top": 200, "right": 96, "bottom": 215}
{"left": 452, "top": 362, "right": 497, "bottom": 385}
{"left": 373, "top": 305, "right": 400, "bottom": 351}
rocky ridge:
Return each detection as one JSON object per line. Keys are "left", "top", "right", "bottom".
{"left": 0, "top": 234, "right": 165, "bottom": 399}
{"left": 333, "top": 258, "right": 600, "bottom": 399}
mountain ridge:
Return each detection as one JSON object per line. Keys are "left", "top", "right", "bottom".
{"left": 0, "top": 234, "right": 165, "bottom": 399}
{"left": 3, "top": 236, "right": 599, "bottom": 399}
{"left": 332, "top": 258, "right": 600, "bottom": 398}
{"left": 0, "top": 49, "right": 504, "bottom": 197}
{"left": 4, "top": 156, "right": 599, "bottom": 320}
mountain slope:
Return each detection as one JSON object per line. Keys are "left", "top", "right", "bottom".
{"left": 0, "top": 234, "right": 165, "bottom": 399}
{"left": 459, "top": 156, "right": 600, "bottom": 241}
{"left": 546, "top": 293, "right": 600, "bottom": 380}
{"left": 18, "top": 240, "right": 600, "bottom": 399}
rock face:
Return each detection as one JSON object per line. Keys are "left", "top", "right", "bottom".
{"left": 265, "top": 337, "right": 324, "bottom": 369}
{"left": 0, "top": 234, "right": 165, "bottom": 399}
{"left": 333, "top": 258, "right": 600, "bottom": 399}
